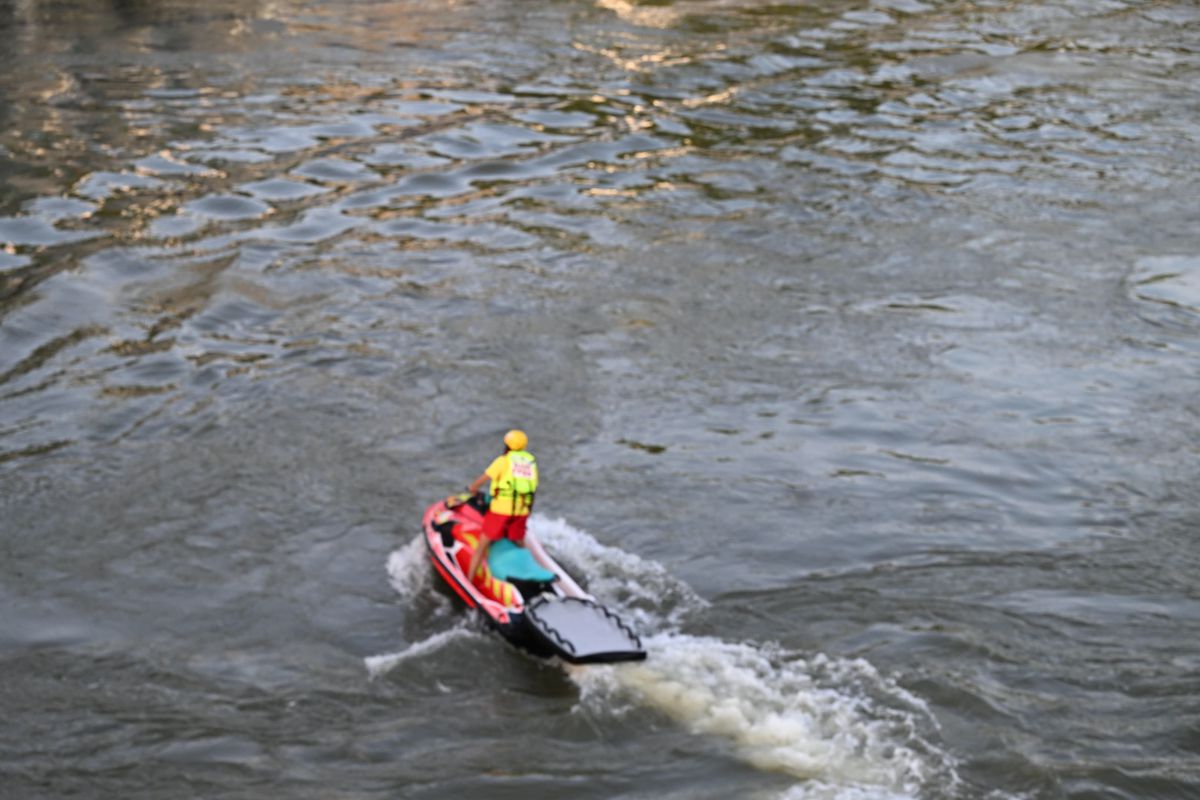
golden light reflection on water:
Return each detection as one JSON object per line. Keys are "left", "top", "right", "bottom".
{"left": 574, "top": 40, "right": 697, "bottom": 72}
{"left": 2, "top": 0, "right": 1199, "bottom": 475}
{"left": 595, "top": 0, "right": 684, "bottom": 30}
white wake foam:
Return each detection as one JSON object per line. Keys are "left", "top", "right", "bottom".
{"left": 571, "top": 633, "right": 958, "bottom": 799}
{"left": 367, "top": 534, "right": 468, "bottom": 679}
{"left": 365, "top": 624, "right": 479, "bottom": 680}
{"left": 386, "top": 533, "right": 435, "bottom": 599}
{"left": 529, "top": 515, "right": 707, "bottom": 632}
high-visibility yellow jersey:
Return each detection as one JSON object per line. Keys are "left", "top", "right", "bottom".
{"left": 485, "top": 450, "right": 538, "bottom": 516}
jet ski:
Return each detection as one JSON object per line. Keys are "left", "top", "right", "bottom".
{"left": 422, "top": 493, "right": 646, "bottom": 664}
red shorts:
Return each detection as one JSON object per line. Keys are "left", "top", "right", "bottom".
{"left": 481, "top": 511, "right": 528, "bottom": 544}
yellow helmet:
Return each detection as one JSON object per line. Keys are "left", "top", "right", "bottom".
{"left": 503, "top": 429, "right": 528, "bottom": 451}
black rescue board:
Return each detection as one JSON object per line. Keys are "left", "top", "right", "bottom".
{"left": 524, "top": 596, "right": 646, "bottom": 664}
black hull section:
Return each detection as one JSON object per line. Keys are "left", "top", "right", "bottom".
{"left": 523, "top": 596, "right": 646, "bottom": 664}
{"left": 486, "top": 600, "right": 646, "bottom": 664}
{"left": 490, "top": 612, "right": 560, "bottom": 661}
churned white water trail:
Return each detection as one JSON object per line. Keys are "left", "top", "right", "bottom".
{"left": 528, "top": 518, "right": 958, "bottom": 796}
{"left": 536, "top": 516, "right": 959, "bottom": 799}
{"left": 571, "top": 633, "right": 957, "bottom": 798}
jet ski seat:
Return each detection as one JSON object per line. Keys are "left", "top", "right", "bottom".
{"left": 488, "top": 540, "right": 557, "bottom": 582}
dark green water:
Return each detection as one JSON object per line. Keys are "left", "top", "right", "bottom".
{"left": 3, "top": 1, "right": 1199, "bottom": 798}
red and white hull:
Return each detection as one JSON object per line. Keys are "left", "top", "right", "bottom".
{"left": 422, "top": 494, "right": 645, "bottom": 664}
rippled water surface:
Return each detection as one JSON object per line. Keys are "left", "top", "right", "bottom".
{"left": 3, "top": 1, "right": 1200, "bottom": 798}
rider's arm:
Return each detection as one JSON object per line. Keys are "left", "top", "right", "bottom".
{"left": 467, "top": 472, "right": 489, "bottom": 495}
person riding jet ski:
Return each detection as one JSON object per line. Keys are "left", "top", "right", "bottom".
{"left": 465, "top": 429, "right": 538, "bottom": 582}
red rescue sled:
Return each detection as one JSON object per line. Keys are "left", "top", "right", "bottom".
{"left": 423, "top": 494, "right": 646, "bottom": 664}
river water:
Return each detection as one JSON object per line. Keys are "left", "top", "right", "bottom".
{"left": 2, "top": 0, "right": 1199, "bottom": 798}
